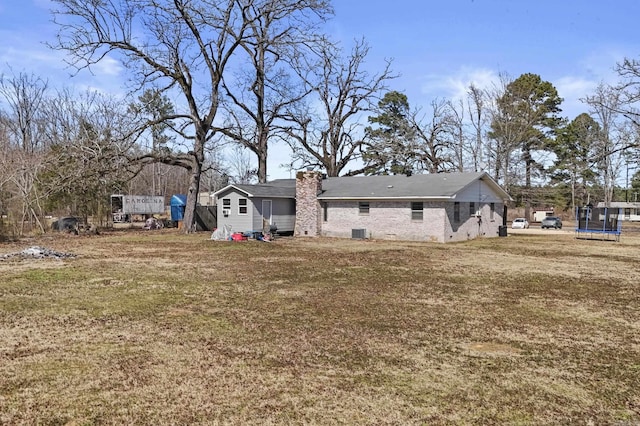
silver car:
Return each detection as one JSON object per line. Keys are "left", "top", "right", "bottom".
{"left": 541, "top": 216, "right": 562, "bottom": 229}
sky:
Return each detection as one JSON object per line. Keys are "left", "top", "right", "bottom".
{"left": 1, "top": 0, "right": 639, "bottom": 180}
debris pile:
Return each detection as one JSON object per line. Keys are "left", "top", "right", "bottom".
{"left": 0, "top": 246, "right": 76, "bottom": 261}
{"left": 211, "top": 225, "right": 233, "bottom": 241}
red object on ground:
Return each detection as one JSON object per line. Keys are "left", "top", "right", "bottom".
{"left": 231, "top": 233, "right": 247, "bottom": 241}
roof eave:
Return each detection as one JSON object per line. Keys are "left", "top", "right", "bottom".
{"left": 212, "top": 184, "right": 253, "bottom": 198}
{"left": 317, "top": 196, "right": 455, "bottom": 201}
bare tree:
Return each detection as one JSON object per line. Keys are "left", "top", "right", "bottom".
{"left": 0, "top": 122, "right": 11, "bottom": 238}
{"left": 412, "top": 99, "right": 456, "bottom": 174}
{"left": 220, "top": 0, "right": 332, "bottom": 182}
{"left": 614, "top": 58, "right": 640, "bottom": 128}
{"left": 585, "top": 83, "right": 626, "bottom": 205}
{"left": 0, "top": 70, "right": 49, "bottom": 153}
{"left": 448, "top": 98, "right": 466, "bottom": 172}
{"left": 467, "top": 84, "right": 489, "bottom": 172}
{"left": 39, "top": 89, "right": 135, "bottom": 223}
{"left": 226, "top": 145, "right": 257, "bottom": 184}
{"left": 127, "top": 163, "right": 192, "bottom": 199}
{"left": 52, "top": 0, "right": 254, "bottom": 232}
{"left": 283, "top": 38, "right": 395, "bottom": 176}
{"left": 0, "top": 71, "right": 51, "bottom": 235}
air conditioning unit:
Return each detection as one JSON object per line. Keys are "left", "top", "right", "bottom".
{"left": 352, "top": 228, "right": 366, "bottom": 239}
{"left": 223, "top": 209, "right": 230, "bottom": 217}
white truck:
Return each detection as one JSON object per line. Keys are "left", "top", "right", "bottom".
{"left": 110, "top": 195, "right": 165, "bottom": 223}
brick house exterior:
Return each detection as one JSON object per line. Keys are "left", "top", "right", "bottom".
{"left": 296, "top": 171, "right": 511, "bottom": 242}
{"left": 216, "top": 171, "right": 511, "bottom": 242}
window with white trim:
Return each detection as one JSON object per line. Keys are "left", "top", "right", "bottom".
{"left": 238, "top": 198, "right": 248, "bottom": 215}
{"left": 359, "top": 202, "right": 370, "bottom": 215}
{"left": 222, "top": 198, "right": 231, "bottom": 216}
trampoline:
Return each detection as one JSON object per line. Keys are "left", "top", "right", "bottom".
{"left": 575, "top": 206, "right": 622, "bottom": 241}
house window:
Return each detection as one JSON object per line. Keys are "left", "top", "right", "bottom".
{"left": 454, "top": 202, "right": 460, "bottom": 222}
{"left": 238, "top": 198, "right": 248, "bottom": 215}
{"left": 490, "top": 203, "right": 495, "bottom": 220}
{"left": 323, "top": 202, "right": 328, "bottom": 222}
{"left": 222, "top": 198, "right": 231, "bottom": 216}
{"left": 469, "top": 202, "right": 475, "bottom": 216}
{"left": 359, "top": 202, "right": 370, "bottom": 215}
{"left": 411, "top": 202, "right": 423, "bottom": 221}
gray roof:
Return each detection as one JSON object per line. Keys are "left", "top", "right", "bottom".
{"left": 214, "top": 180, "right": 295, "bottom": 199}
{"left": 213, "top": 172, "right": 511, "bottom": 201}
{"left": 319, "top": 172, "right": 510, "bottom": 200}
{"left": 596, "top": 202, "right": 640, "bottom": 208}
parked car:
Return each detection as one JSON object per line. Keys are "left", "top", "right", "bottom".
{"left": 511, "top": 217, "right": 529, "bottom": 229}
{"left": 541, "top": 216, "right": 563, "bottom": 229}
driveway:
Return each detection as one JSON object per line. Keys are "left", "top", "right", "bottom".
{"left": 508, "top": 226, "right": 572, "bottom": 235}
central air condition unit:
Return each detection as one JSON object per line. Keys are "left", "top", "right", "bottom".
{"left": 352, "top": 228, "right": 366, "bottom": 239}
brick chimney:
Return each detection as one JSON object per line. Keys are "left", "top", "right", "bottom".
{"left": 295, "top": 171, "right": 322, "bottom": 237}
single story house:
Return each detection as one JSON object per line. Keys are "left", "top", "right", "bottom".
{"left": 596, "top": 202, "right": 640, "bottom": 221}
{"left": 214, "top": 171, "right": 512, "bottom": 242}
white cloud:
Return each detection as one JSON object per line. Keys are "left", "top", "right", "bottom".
{"left": 554, "top": 76, "right": 598, "bottom": 118}
{"left": 419, "top": 66, "right": 500, "bottom": 101}
{"left": 90, "top": 55, "right": 124, "bottom": 77}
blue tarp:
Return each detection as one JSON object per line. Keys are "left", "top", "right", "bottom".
{"left": 170, "top": 194, "right": 187, "bottom": 221}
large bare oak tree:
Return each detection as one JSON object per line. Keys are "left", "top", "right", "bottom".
{"left": 283, "top": 38, "right": 395, "bottom": 177}
{"left": 52, "top": 0, "right": 253, "bottom": 232}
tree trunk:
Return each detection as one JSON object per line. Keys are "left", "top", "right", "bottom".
{"left": 257, "top": 131, "right": 268, "bottom": 183}
{"left": 182, "top": 133, "right": 205, "bottom": 233}
{"left": 182, "top": 159, "right": 201, "bottom": 233}
{"left": 524, "top": 146, "right": 532, "bottom": 220}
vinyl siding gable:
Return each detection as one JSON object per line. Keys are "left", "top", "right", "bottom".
{"left": 216, "top": 188, "right": 253, "bottom": 233}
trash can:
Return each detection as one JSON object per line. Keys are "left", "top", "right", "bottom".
{"left": 498, "top": 225, "right": 508, "bottom": 237}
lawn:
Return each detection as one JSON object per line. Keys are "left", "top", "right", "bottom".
{"left": 1, "top": 229, "right": 639, "bottom": 424}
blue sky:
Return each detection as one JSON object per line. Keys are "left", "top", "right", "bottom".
{"left": 332, "top": 0, "right": 640, "bottom": 117}
{"left": 1, "top": 0, "right": 639, "bottom": 179}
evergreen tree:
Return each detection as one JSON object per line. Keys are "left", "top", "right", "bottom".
{"left": 549, "top": 113, "right": 601, "bottom": 210}
{"left": 489, "top": 73, "right": 563, "bottom": 218}
{"left": 363, "top": 91, "right": 416, "bottom": 175}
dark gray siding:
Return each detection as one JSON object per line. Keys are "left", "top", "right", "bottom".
{"left": 251, "top": 197, "right": 296, "bottom": 233}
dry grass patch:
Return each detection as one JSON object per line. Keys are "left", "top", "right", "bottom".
{"left": 1, "top": 230, "right": 639, "bottom": 424}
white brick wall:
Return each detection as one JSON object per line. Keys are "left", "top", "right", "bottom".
{"left": 321, "top": 200, "right": 503, "bottom": 242}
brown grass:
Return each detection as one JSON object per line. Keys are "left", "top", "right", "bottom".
{"left": 1, "top": 228, "right": 639, "bottom": 425}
